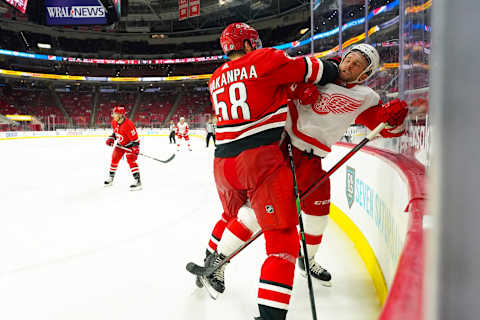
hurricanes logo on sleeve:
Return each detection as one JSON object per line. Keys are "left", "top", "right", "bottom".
{"left": 312, "top": 93, "right": 362, "bottom": 115}
{"left": 115, "top": 133, "right": 124, "bottom": 143}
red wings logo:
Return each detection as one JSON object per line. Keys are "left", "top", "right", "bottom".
{"left": 312, "top": 93, "right": 363, "bottom": 115}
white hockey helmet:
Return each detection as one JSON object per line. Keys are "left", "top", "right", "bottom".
{"left": 341, "top": 43, "right": 380, "bottom": 83}
{"left": 180, "top": 117, "right": 185, "bottom": 121}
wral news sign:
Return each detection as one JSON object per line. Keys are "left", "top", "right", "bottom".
{"left": 45, "top": 0, "right": 107, "bottom": 25}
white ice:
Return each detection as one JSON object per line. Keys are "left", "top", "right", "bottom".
{"left": 0, "top": 135, "right": 380, "bottom": 320}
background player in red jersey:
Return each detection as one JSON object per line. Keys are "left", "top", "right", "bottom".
{"left": 104, "top": 105, "right": 142, "bottom": 191}
{"left": 190, "top": 22, "right": 339, "bottom": 320}
{"left": 176, "top": 117, "right": 191, "bottom": 151}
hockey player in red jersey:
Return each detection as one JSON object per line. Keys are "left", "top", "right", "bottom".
{"left": 104, "top": 105, "right": 142, "bottom": 191}
{"left": 204, "top": 44, "right": 408, "bottom": 289}
{"left": 191, "top": 22, "right": 339, "bottom": 320}
{"left": 176, "top": 117, "right": 191, "bottom": 151}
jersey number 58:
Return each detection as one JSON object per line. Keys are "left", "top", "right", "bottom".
{"left": 212, "top": 82, "right": 251, "bottom": 121}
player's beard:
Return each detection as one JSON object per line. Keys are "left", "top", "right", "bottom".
{"left": 339, "top": 68, "right": 355, "bottom": 82}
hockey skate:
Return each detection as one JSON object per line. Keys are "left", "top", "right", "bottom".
{"left": 298, "top": 257, "right": 332, "bottom": 287}
{"left": 104, "top": 175, "right": 114, "bottom": 187}
{"left": 198, "top": 251, "right": 227, "bottom": 299}
{"left": 130, "top": 173, "right": 142, "bottom": 191}
{"left": 195, "top": 250, "right": 211, "bottom": 288}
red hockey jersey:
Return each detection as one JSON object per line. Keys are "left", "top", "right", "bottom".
{"left": 209, "top": 48, "right": 331, "bottom": 157}
{"left": 111, "top": 118, "right": 139, "bottom": 147}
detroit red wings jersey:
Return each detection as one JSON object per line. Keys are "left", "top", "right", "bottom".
{"left": 209, "top": 48, "right": 326, "bottom": 157}
{"left": 285, "top": 83, "right": 380, "bottom": 157}
{"left": 176, "top": 122, "right": 189, "bottom": 136}
{"left": 112, "top": 118, "right": 139, "bottom": 146}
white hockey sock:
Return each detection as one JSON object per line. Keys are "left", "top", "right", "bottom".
{"left": 301, "top": 212, "right": 329, "bottom": 258}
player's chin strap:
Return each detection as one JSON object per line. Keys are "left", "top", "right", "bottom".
{"left": 346, "top": 66, "right": 375, "bottom": 84}
{"left": 114, "top": 144, "right": 175, "bottom": 164}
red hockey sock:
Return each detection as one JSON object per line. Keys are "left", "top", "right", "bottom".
{"left": 257, "top": 227, "right": 299, "bottom": 318}
{"left": 208, "top": 214, "right": 229, "bottom": 253}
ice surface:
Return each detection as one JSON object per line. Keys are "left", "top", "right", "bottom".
{"left": 0, "top": 136, "right": 380, "bottom": 320}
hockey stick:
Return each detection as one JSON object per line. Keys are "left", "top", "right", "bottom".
{"left": 300, "top": 122, "right": 386, "bottom": 200}
{"left": 187, "top": 123, "right": 387, "bottom": 278}
{"left": 115, "top": 144, "right": 175, "bottom": 163}
{"left": 186, "top": 230, "right": 263, "bottom": 277}
{"left": 287, "top": 142, "right": 318, "bottom": 320}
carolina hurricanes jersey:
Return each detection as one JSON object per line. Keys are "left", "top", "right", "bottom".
{"left": 285, "top": 83, "right": 380, "bottom": 157}
{"left": 209, "top": 48, "right": 328, "bottom": 158}
{"left": 112, "top": 118, "right": 139, "bottom": 147}
{"left": 176, "top": 122, "right": 189, "bottom": 135}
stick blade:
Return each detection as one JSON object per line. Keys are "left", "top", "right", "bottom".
{"left": 161, "top": 153, "right": 175, "bottom": 163}
{"left": 186, "top": 262, "right": 206, "bottom": 276}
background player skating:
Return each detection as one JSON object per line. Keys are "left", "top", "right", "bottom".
{"left": 176, "top": 117, "right": 191, "bottom": 151}
{"left": 104, "top": 105, "right": 142, "bottom": 191}
{"left": 189, "top": 22, "right": 339, "bottom": 320}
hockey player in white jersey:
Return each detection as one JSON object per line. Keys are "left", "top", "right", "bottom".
{"left": 176, "top": 117, "right": 192, "bottom": 151}
{"left": 283, "top": 43, "right": 408, "bottom": 285}
{"left": 198, "top": 43, "right": 408, "bottom": 291}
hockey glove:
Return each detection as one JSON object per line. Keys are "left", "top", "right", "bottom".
{"left": 124, "top": 141, "right": 140, "bottom": 155}
{"left": 327, "top": 56, "right": 342, "bottom": 67}
{"left": 289, "top": 83, "right": 320, "bottom": 105}
{"left": 377, "top": 99, "right": 408, "bottom": 127}
{"left": 130, "top": 146, "right": 140, "bottom": 155}
{"left": 106, "top": 134, "right": 115, "bottom": 147}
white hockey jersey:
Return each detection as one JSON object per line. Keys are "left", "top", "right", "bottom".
{"left": 176, "top": 122, "right": 189, "bottom": 135}
{"left": 285, "top": 82, "right": 380, "bottom": 157}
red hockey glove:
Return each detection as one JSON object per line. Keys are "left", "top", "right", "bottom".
{"left": 124, "top": 141, "right": 139, "bottom": 155}
{"left": 382, "top": 128, "right": 405, "bottom": 138}
{"left": 289, "top": 83, "right": 320, "bottom": 105}
{"left": 130, "top": 146, "right": 140, "bottom": 155}
{"left": 377, "top": 99, "right": 408, "bottom": 127}
{"left": 106, "top": 134, "right": 115, "bottom": 147}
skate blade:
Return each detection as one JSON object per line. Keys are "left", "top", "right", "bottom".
{"left": 104, "top": 183, "right": 113, "bottom": 187}
{"left": 130, "top": 186, "right": 143, "bottom": 191}
{"left": 300, "top": 270, "right": 332, "bottom": 287}
{"left": 198, "top": 276, "right": 220, "bottom": 300}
